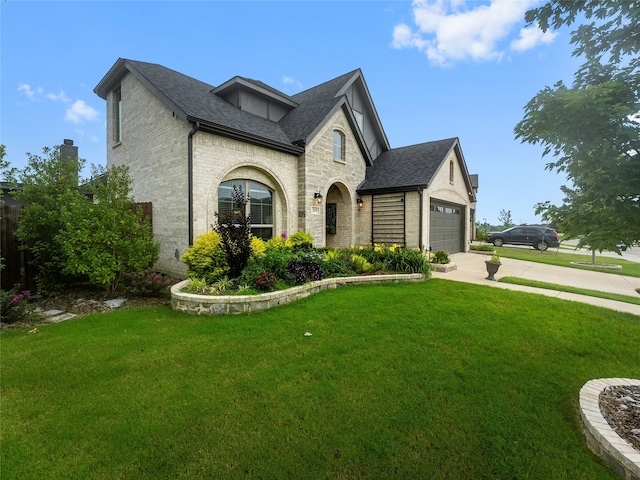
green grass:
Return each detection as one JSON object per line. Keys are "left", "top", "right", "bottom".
{"left": 498, "top": 276, "right": 640, "bottom": 305}
{"left": 2, "top": 279, "right": 639, "bottom": 479}
{"left": 493, "top": 246, "right": 640, "bottom": 277}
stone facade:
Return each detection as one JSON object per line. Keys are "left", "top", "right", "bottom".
{"left": 107, "top": 74, "right": 191, "bottom": 277}
{"left": 97, "top": 61, "right": 477, "bottom": 277}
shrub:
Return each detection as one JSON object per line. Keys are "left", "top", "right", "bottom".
{"left": 0, "top": 284, "right": 35, "bottom": 324}
{"left": 470, "top": 244, "right": 495, "bottom": 252}
{"left": 384, "top": 247, "right": 431, "bottom": 274}
{"left": 265, "top": 234, "right": 291, "bottom": 251}
{"left": 287, "top": 252, "right": 325, "bottom": 284}
{"left": 288, "top": 231, "right": 314, "bottom": 252}
{"left": 182, "top": 278, "right": 210, "bottom": 295}
{"left": 259, "top": 248, "right": 296, "bottom": 283}
{"left": 476, "top": 228, "right": 488, "bottom": 242}
{"left": 54, "top": 165, "right": 159, "bottom": 293}
{"left": 250, "top": 236, "right": 266, "bottom": 258}
{"left": 212, "top": 276, "right": 234, "bottom": 294}
{"left": 254, "top": 271, "right": 277, "bottom": 292}
{"left": 121, "top": 270, "right": 172, "bottom": 296}
{"left": 321, "top": 258, "right": 355, "bottom": 277}
{"left": 432, "top": 251, "right": 450, "bottom": 264}
{"left": 214, "top": 184, "right": 252, "bottom": 279}
{"left": 181, "top": 231, "right": 229, "bottom": 283}
{"left": 349, "top": 254, "right": 372, "bottom": 274}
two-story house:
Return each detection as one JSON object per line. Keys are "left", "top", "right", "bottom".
{"left": 95, "top": 59, "right": 478, "bottom": 277}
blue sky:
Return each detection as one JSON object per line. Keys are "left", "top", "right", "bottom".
{"left": 1, "top": 0, "right": 581, "bottom": 225}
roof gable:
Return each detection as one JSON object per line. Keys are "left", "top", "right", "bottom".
{"left": 358, "top": 137, "right": 476, "bottom": 202}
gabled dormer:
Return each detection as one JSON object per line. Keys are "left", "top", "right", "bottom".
{"left": 214, "top": 77, "right": 298, "bottom": 122}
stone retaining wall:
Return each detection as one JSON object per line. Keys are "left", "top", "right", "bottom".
{"left": 171, "top": 273, "right": 426, "bottom": 315}
{"left": 579, "top": 378, "right": 640, "bottom": 480}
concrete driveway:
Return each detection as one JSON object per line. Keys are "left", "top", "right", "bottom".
{"left": 432, "top": 252, "right": 640, "bottom": 316}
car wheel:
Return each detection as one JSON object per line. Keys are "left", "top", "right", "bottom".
{"left": 536, "top": 240, "right": 549, "bottom": 251}
{"left": 492, "top": 238, "right": 504, "bottom": 247}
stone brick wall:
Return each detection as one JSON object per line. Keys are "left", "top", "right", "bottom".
{"left": 191, "top": 133, "right": 299, "bottom": 240}
{"left": 302, "top": 108, "right": 368, "bottom": 247}
{"left": 107, "top": 73, "right": 191, "bottom": 277}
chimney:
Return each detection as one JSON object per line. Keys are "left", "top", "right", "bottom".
{"left": 60, "top": 139, "right": 79, "bottom": 185}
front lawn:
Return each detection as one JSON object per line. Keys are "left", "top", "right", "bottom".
{"left": 494, "top": 246, "right": 640, "bottom": 277}
{"left": 2, "top": 279, "right": 638, "bottom": 479}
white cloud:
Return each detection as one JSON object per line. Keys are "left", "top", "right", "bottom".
{"left": 282, "top": 75, "right": 303, "bottom": 89}
{"left": 17, "top": 83, "right": 43, "bottom": 100}
{"left": 65, "top": 100, "right": 98, "bottom": 124}
{"left": 46, "top": 90, "right": 71, "bottom": 102}
{"left": 392, "top": 0, "right": 553, "bottom": 66}
{"left": 511, "top": 25, "right": 557, "bottom": 52}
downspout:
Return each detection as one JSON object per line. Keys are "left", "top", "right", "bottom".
{"left": 418, "top": 187, "right": 424, "bottom": 250}
{"left": 188, "top": 121, "right": 200, "bottom": 246}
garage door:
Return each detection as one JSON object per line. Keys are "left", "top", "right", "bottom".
{"left": 430, "top": 200, "right": 464, "bottom": 253}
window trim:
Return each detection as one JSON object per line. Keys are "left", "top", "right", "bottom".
{"left": 113, "top": 88, "right": 122, "bottom": 144}
{"left": 333, "top": 130, "right": 345, "bottom": 162}
{"left": 449, "top": 159, "right": 454, "bottom": 184}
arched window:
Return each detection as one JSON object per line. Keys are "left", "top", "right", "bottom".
{"left": 218, "top": 180, "right": 273, "bottom": 239}
{"left": 333, "top": 130, "right": 345, "bottom": 161}
{"left": 449, "top": 160, "right": 454, "bottom": 184}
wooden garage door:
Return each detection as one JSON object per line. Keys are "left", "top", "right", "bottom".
{"left": 372, "top": 192, "right": 405, "bottom": 245}
{"left": 430, "top": 200, "right": 464, "bottom": 253}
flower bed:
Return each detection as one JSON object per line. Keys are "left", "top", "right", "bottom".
{"left": 171, "top": 273, "right": 425, "bottom": 315}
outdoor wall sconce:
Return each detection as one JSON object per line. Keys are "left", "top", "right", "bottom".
{"left": 356, "top": 198, "right": 364, "bottom": 208}
{"left": 314, "top": 192, "right": 323, "bottom": 204}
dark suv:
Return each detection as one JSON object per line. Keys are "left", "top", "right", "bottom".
{"left": 487, "top": 226, "right": 560, "bottom": 251}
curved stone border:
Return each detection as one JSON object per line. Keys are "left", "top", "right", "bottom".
{"left": 571, "top": 262, "right": 623, "bottom": 270}
{"left": 171, "top": 273, "right": 426, "bottom": 315}
{"left": 579, "top": 378, "right": 640, "bottom": 479}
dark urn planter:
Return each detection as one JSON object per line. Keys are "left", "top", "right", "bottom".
{"left": 485, "top": 261, "right": 501, "bottom": 281}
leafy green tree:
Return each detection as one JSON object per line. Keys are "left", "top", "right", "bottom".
{"left": 498, "top": 209, "right": 515, "bottom": 230}
{"left": 57, "top": 165, "right": 159, "bottom": 292}
{"left": 515, "top": 1, "right": 639, "bottom": 254}
{"left": 12, "top": 146, "right": 87, "bottom": 291}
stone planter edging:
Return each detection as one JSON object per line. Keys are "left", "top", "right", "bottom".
{"left": 171, "top": 273, "right": 426, "bottom": 315}
{"left": 579, "top": 378, "right": 640, "bottom": 480}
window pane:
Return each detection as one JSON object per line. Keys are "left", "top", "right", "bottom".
{"left": 249, "top": 182, "right": 272, "bottom": 225}
{"left": 333, "top": 131, "right": 344, "bottom": 159}
{"left": 251, "top": 227, "right": 273, "bottom": 240}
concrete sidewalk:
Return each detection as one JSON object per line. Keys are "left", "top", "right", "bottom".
{"left": 431, "top": 252, "right": 640, "bottom": 316}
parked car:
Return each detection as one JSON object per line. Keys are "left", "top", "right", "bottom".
{"left": 487, "top": 226, "right": 560, "bottom": 251}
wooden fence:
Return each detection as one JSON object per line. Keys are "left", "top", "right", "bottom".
{"left": 1, "top": 202, "right": 152, "bottom": 292}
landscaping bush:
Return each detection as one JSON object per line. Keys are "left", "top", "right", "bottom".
{"left": 349, "top": 254, "right": 373, "bottom": 274}
{"left": 0, "top": 284, "right": 34, "bottom": 324}
{"left": 470, "top": 244, "right": 495, "bottom": 252}
{"left": 321, "top": 258, "right": 355, "bottom": 277}
{"left": 58, "top": 166, "right": 159, "bottom": 292}
{"left": 253, "top": 271, "right": 277, "bottom": 292}
{"left": 121, "top": 270, "right": 172, "bottom": 296}
{"left": 287, "top": 251, "right": 325, "bottom": 284}
{"left": 250, "top": 236, "right": 266, "bottom": 258}
{"left": 385, "top": 247, "right": 432, "bottom": 274}
{"left": 288, "top": 231, "right": 314, "bottom": 252}
{"left": 214, "top": 184, "right": 252, "bottom": 279}
{"left": 432, "top": 251, "right": 450, "bottom": 264}
{"left": 259, "top": 247, "right": 296, "bottom": 283}
{"left": 181, "top": 231, "right": 229, "bottom": 283}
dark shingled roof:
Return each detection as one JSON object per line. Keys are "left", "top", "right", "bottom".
{"left": 359, "top": 138, "right": 458, "bottom": 193}
{"left": 95, "top": 60, "right": 363, "bottom": 153}
{"left": 95, "top": 60, "right": 474, "bottom": 194}
{"left": 95, "top": 59, "right": 296, "bottom": 150}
